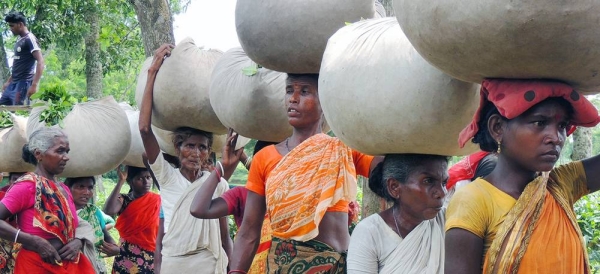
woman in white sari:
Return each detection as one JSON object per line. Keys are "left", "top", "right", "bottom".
{"left": 347, "top": 154, "right": 448, "bottom": 274}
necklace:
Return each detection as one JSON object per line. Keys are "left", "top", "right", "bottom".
{"left": 392, "top": 206, "right": 401, "bottom": 237}
{"left": 285, "top": 138, "right": 291, "bottom": 152}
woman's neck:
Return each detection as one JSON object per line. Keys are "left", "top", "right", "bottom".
{"left": 486, "top": 156, "right": 537, "bottom": 199}
{"left": 35, "top": 166, "right": 56, "bottom": 181}
{"left": 132, "top": 191, "right": 147, "bottom": 199}
{"left": 395, "top": 205, "right": 423, "bottom": 238}
{"left": 180, "top": 167, "right": 201, "bottom": 183}
{"left": 288, "top": 124, "right": 323, "bottom": 148}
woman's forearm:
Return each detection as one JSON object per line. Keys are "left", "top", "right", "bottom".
{"left": 103, "top": 180, "right": 125, "bottom": 216}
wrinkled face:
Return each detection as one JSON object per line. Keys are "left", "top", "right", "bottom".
{"left": 177, "top": 135, "right": 210, "bottom": 171}
{"left": 393, "top": 159, "right": 448, "bottom": 221}
{"left": 285, "top": 76, "right": 322, "bottom": 128}
{"left": 129, "top": 171, "right": 152, "bottom": 194}
{"left": 69, "top": 179, "right": 94, "bottom": 209}
{"left": 499, "top": 99, "right": 570, "bottom": 172}
{"left": 36, "top": 136, "right": 70, "bottom": 176}
{"left": 8, "top": 22, "right": 23, "bottom": 36}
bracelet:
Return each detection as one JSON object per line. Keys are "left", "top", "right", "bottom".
{"left": 244, "top": 156, "right": 252, "bottom": 169}
{"left": 14, "top": 229, "right": 21, "bottom": 243}
{"left": 216, "top": 161, "right": 225, "bottom": 178}
{"left": 228, "top": 271, "right": 247, "bottom": 274}
{"left": 214, "top": 168, "right": 222, "bottom": 180}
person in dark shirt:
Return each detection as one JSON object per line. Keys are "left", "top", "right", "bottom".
{"left": 0, "top": 11, "right": 44, "bottom": 105}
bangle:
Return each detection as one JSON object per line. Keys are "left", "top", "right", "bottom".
{"left": 14, "top": 229, "right": 21, "bottom": 243}
{"left": 216, "top": 161, "right": 225, "bottom": 178}
{"left": 228, "top": 271, "right": 247, "bottom": 274}
{"left": 244, "top": 156, "right": 252, "bottom": 169}
{"left": 214, "top": 168, "right": 222, "bottom": 180}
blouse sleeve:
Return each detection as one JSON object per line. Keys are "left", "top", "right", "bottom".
{"left": 445, "top": 185, "right": 488, "bottom": 238}
{"left": 352, "top": 150, "right": 374, "bottom": 178}
{"left": 347, "top": 218, "right": 380, "bottom": 273}
{"left": 149, "top": 152, "right": 176, "bottom": 186}
{"left": 246, "top": 149, "right": 269, "bottom": 196}
{"left": 550, "top": 161, "right": 588, "bottom": 204}
{"left": 1, "top": 181, "right": 35, "bottom": 215}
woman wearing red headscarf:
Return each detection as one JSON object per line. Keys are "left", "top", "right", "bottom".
{"left": 445, "top": 79, "right": 600, "bottom": 274}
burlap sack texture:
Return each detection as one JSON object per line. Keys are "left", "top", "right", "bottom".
{"left": 27, "top": 96, "right": 131, "bottom": 177}
{"left": 135, "top": 37, "right": 227, "bottom": 133}
{"left": 210, "top": 48, "right": 291, "bottom": 142}
{"left": 235, "top": 0, "right": 377, "bottom": 74}
{"left": 319, "top": 18, "right": 480, "bottom": 156}
{"left": 394, "top": 0, "right": 600, "bottom": 94}
{"left": 0, "top": 114, "right": 35, "bottom": 172}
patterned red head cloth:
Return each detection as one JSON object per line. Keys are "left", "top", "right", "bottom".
{"left": 446, "top": 151, "right": 490, "bottom": 190}
{"left": 459, "top": 79, "right": 600, "bottom": 148}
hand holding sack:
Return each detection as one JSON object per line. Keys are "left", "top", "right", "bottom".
{"left": 319, "top": 18, "right": 480, "bottom": 156}
{"left": 27, "top": 97, "right": 131, "bottom": 177}
{"left": 135, "top": 37, "right": 226, "bottom": 133}
{"left": 393, "top": 0, "right": 600, "bottom": 94}
{"left": 0, "top": 114, "right": 35, "bottom": 172}
{"left": 209, "top": 48, "right": 291, "bottom": 142}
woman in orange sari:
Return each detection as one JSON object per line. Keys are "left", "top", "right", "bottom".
{"left": 227, "top": 74, "right": 382, "bottom": 273}
{"left": 445, "top": 79, "right": 600, "bottom": 274}
{"left": 104, "top": 165, "right": 160, "bottom": 274}
{"left": 0, "top": 127, "right": 94, "bottom": 273}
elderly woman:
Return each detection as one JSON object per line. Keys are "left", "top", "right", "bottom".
{"left": 445, "top": 79, "right": 600, "bottom": 273}
{"left": 65, "top": 177, "right": 120, "bottom": 273}
{"left": 347, "top": 154, "right": 448, "bottom": 273}
{"left": 103, "top": 165, "right": 160, "bottom": 274}
{"left": 139, "top": 44, "right": 231, "bottom": 274}
{"left": 228, "top": 73, "right": 382, "bottom": 273}
{"left": 0, "top": 127, "right": 94, "bottom": 273}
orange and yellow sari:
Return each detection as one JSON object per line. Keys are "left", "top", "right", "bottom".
{"left": 483, "top": 169, "right": 590, "bottom": 273}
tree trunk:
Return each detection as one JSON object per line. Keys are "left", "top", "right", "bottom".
{"left": 360, "top": 176, "right": 392, "bottom": 219}
{"left": 379, "top": 0, "right": 395, "bottom": 17}
{"left": 84, "top": 4, "right": 103, "bottom": 99}
{"left": 571, "top": 127, "right": 593, "bottom": 161}
{"left": 0, "top": 34, "right": 10, "bottom": 85}
{"left": 129, "top": 0, "right": 175, "bottom": 57}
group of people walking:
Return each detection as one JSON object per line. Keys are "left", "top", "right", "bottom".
{"left": 1, "top": 39, "right": 600, "bottom": 274}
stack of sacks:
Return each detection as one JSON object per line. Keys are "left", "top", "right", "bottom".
{"left": 0, "top": 114, "right": 35, "bottom": 172}
{"left": 393, "top": 0, "right": 600, "bottom": 94}
{"left": 319, "top": 18, "right": 480, "bottom": 156}
{"left": 27, "top": 96, "right": 131, "bottom": 177}
{"left": 135, "top": 37, "right": 227, "bottom": 133}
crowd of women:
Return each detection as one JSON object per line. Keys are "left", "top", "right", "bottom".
{"left": 0, "top": 42, "right": 599, "bottom": 274}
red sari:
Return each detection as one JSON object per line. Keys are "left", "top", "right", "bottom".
{"left": 12, "top": 173, "right": 94, "bottom": 274}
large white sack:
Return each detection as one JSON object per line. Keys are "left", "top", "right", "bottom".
{"left": 27, "top": 97, "right": 131, "bottom": 177}
{"left": 319, "top": 18, "right": 480, "bottom": 156}
{"left": 120, "top": 103, "right": 145, "bottom": 167}
{"left": 393, "top": 0, "right": 600, "bottom": 94}
{"left": 0, "top": 115, "right": 35, "bottom": 172}
{"left": 135, "top": 37, "right": 227, "bottom": 133}
{"left": 235, "top": 0, "right": 376, "bottom": 73}
{"left": 210, "top": 48, "right": 291, "bottom": 142}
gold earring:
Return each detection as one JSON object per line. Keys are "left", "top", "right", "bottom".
{"left": 497, "top": 140, "right": 502, "bottom": 154}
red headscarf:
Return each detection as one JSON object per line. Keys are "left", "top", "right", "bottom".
{"left": 459, "top": 79, "right": 600, "bottom": 148}
{"left": 446, "top": 151, "right": 491, "bottom": 190}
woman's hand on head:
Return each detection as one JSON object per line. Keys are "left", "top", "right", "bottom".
{"left": 221, "top": 129, "right": 244, "bottom": 177}
{"left": 117, "top": 164, "right": 127, "bottom": 184}
{"left": 58, "top": 238, "right": 83, "bottom": 261}
{"left": 149, "top": 44, "right": 174, "bottom": 73}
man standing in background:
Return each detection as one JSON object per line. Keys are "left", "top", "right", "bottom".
{"left": 0, "top": 11, "right": 44, "bottom": 105}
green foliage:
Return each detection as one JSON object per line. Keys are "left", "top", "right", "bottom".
{"left": 0, "top": 111, "right": 12, "bottom": 128}
{"left": 30, "top": 83, "right": 82, "bottom": 127}
{"left": 575, "top": 192, "right": 600, "bottom": 272}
